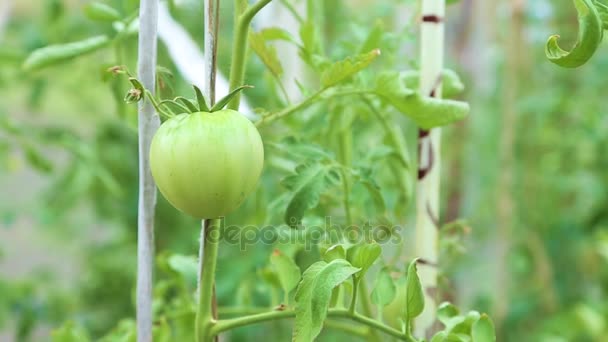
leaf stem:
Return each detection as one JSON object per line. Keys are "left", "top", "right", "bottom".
{"left": 227, "top": 0, "right": 273, "bottom": 110}
{"left": 210, "top": 308, "right": 407, "bottom": 340}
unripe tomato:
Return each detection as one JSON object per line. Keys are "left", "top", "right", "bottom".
{"left": 150, "top": 109, "right": 264, "bottom": 219}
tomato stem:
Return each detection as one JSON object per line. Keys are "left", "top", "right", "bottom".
{"left": 195, "top": 218, "right": 221, "bottom": 342}
{"left": 227, "top": 0, "right": 273, "bottom": 111}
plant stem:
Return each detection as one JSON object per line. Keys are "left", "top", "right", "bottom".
{"left": 348, "top": 277, "right": 358, "bottom": 314}
{"left": 196, "top": 218, "right": 221, "bottom": 342}
{"left": 135, "top": 0, "right": 160, "bottom": 341}
{"left": 227, "top": 0, "right": 273, "bottom": 111}
{"left": 414, "top": 0, "right": 445, "bottom": 338}
{"left": 211, "top": 308, "right": 407, "bottom": 340}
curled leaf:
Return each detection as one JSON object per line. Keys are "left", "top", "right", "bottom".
{"left": 545, "top": 0, "right": 603, "bottom": 68}
{"left": 23, "top": 35, "right": 110, "bottom": 71}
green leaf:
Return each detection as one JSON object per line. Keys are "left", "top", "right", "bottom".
{"left": 250, "top": 30, "right": 283, "bottom": 79}
{"left": 352, "top": 169, "right": 387, "bottom": 215}
{"left": 282, "top": 162, "right": 340, "bottom": 227}
{"left": 371, "top": 267, "right": 396, "bottom": 307}
{"left": 437, "top": 302, "right": 460, "bottom": 325}
{"left": 293, "top": 260, "right": 361, "bottom": 342}
{"left": 400, "top": 69, "right": 466, "bottom": 98}
{"left": 320, "top": 49, "right": 381, "bottom": 89}
{"left": 375, "top": 72, "right": 470, "bottom": 129}
{"left": 83, "top": 2, "right": 121, "bottom": 22}
{"left": 52, "top": 321, "right": 90, "bottom": 342}
{"left": 192, "top": 85, "right": 210, "bottom": 112}
{"left": 24, "top": 146, "right": 53, "bottom": 173}
{"left": 359, "top": 21, "right": 384, "bottom": 54}
{"left": 167, "top": 254, "right": 198, "bottom": 288}
{"left": 471, "top": 314, "right": 496, "bottom": 342}
{"left": 545, "top": 0, "right": 603, "bottom": 68}
{"left": 23, "top": 35, "right": 110, "bottom": 71}
{"left": 351, "top": 242, "right": 381, "bottom": 280}
{"left": 210, "top": 85, "right": 253, "bottom": 112}
{"left": 270, "top": 249, "right": 301, "bottom": 296}
{"left": 323, "top": 244, "right": 346, "bottom": 262}
{"left": 258, "top": 27, "right": 297, "bottom": 43}
{"left": 405, "top": 259, "right": 424, "bottom": 321}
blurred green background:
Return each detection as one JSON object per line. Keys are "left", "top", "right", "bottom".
{"left": 0, "top": 0, "right": 607, "bottom": 341}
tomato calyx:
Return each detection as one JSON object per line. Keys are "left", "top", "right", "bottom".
{"left": 109, "top": 65, "right": 252, "bottom": 120}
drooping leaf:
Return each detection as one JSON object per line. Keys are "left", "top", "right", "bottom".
{"left": 83, "top": 2, "right": 121, "bottom": 22}
{"left": 405, "top": 259, "right": 424, "bottom": 321}
{"left": 371, "top": 267, "right": 396, "bottom": 307}
{"left": 282, "top": 162, "right": 340, "bottom": 227}
{"left": 320, "top": 49, "right": 381, "bottom": 89}
{"left": 400, "top": 69, "right": 466, "bottom": 98}
{"left": 23, "top": 35, "right": 110, "bottom": 71}
{"left": 270, "top": 249, "right": 301, "bottom": 296}
{"left": 293, "top": 260, "right": 361, "bottom": 342}
{"left": 545, "top": 0, "right": 603, "bottom": 68}
{"left": 174, "top": 96, "right": 199, "bottom": 113}
{"left": 472, "top": 314, "right": 496, "bottom": 342}
{"left": 375, "top": 72, "right": 470, "bottom": 129}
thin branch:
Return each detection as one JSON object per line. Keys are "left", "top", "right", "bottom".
{"left": 136, "top": 0, "right": 160, "bottom": 341}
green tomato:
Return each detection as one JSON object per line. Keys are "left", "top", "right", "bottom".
{"left": 150, "top": 109, "right": 264, "bottom": 219}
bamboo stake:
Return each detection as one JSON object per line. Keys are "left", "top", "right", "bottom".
{"left": 414, "top": 0, "right": 445, "bottom": 338}
{"left": 136, "top": 0, "right": 160, "bottom": 341}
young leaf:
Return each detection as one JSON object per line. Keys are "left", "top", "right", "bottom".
{"left": 293, "top": 260, "right": 361, "bottom": 342}
{"left": 210, "top": 85, "right": 253, "bottom": 112}
{"left": 270, "top": 249, "right": 301, "bottom": 297}
{"left": 192, "top": 85, "right": 210, "bottom": 112}
{"left": 320, "top": 49, "right": 381, "bottom": 89}
{"left": 405, "top": 259, "right": 424, "bottom": 321}
{"left": 83, "top": 2, "right": 121, "bottom": 22}
{"left": 250, "top": 30, "right": 283, "bottom": 79}
{"left": 23, "top": 35, "right": 110, "bottom": 71}
{"left": 351, "top": 242, "right": 382, "bottom": 280}
{"left": 282, "top": 162, "right": 340, "bottom": 227}
{"left": 371, "top": 267, "right": 396, "bottom": 307}
{"left": 545, "top": 0, "right": 603, "bottom": 68}
{"left": 323, "top": 244, "right": 346, "bottom": 262}
{"left": 472, "top": 314, "right": 496, "bottom": 342}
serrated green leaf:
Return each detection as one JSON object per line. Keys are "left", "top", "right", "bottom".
{"left": 282, "top": 162, "right": 339, "bottom": 227}
{"left": 23, "top": 35, "right": 110, "bottom": 71}
{"left": 375, "top": 72, "right": 469, "bottom": 129}
{"left": 293, "top": 260, "right": 361, "bottom": 342}
{"left": 84, "top": 2, "right": 121, "bottom": 22}
{"left": 545, "top": 0, "right": 603, "bottom": 68}
{"left": 401, "top": 69, "right": 466, "bottom": 98}
{"left": 320, "top": 49, "right": 381, "bottom": 89}
{"left": 250, "top": 30, "right": 283, "bottom": 78}
{"left": 270, "top": 249, "right": 301, "bottom": 296}
{"left": 351, "top": 242, "right": 381, "bottom": 280}
{"left": 405, "top": 259, "right": 424, "bottom": 321}
{"left": 167, "top": 254, "right": 198, "bottom": 288}
{"left": 472, "top": 314, "right": 496, "bottom": 342}
{"left": 371, "top": 267, "right": 396, "bottom": 307}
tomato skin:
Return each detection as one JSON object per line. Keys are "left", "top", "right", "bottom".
{"left": 150, "top": 109, "right": 264, "bottom": 219}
